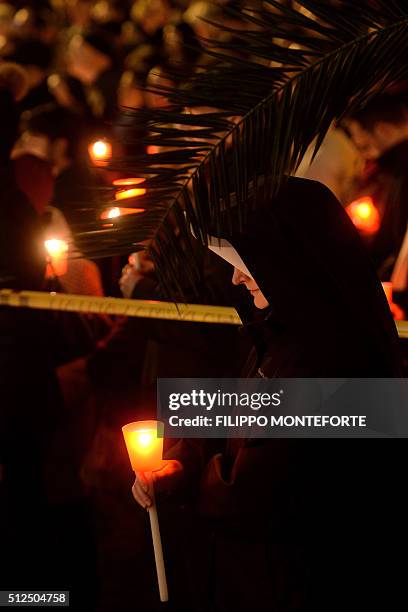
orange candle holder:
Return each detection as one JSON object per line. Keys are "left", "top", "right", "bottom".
{"left": 122, "top": 420, "right": 164, "bottom": 473}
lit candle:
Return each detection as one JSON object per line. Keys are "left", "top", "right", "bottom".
{"left": 44, "top": 238, "right": 68, "bottom": 278}
{"left": 101, "top": 207, "right": 121, "bottom": 220}
{"left": 122, "top": 420, "right": 168, "bottom": 602}
{"left": 88, "top": 139, "right": 112, "bottom": 166}
{"left": 122, "top": 420, "right": 164, "bottom": 472}
{"left": 346, "top": 196, "right": 380, "bottom": 234}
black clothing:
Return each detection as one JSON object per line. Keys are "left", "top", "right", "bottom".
{"left": 87, "top": 255, "right": 243, "bottom": 426}
{"left": 222, "top": 176, "right": 402, "bottom": 376}
{"left": 166, "top": 178, "right": 404, "bottom": 612}
{"left": 0, "top": 163, "right": 93, "bottom": 605}
{"left": 53, "top": 163, "right": 101, "bottom": 228}
{"left": 0, "top": 163, "right": 45, "bottom": 289}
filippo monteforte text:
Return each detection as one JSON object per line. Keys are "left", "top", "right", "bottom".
{"left": 168, "top": 415, "right": 367, "bottom": 428}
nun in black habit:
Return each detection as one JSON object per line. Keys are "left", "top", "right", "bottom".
{"left": 132, "top": 177, "right": 405, "bottom": 612}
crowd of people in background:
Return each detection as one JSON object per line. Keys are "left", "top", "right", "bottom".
{"left": 0, "top": 1, "right": 407, "bottom": 300}
{"left": 1, "top": 1, "right": 408, "bottom": 611}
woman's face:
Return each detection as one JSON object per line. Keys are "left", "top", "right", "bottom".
{"left": 232, "top": 267, "right": 269, "bottom": 309}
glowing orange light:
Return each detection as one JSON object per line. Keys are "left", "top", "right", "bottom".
{"left": 147, "top": 145, "right": 160, "bottom": 155}
{"left": 88, "top": 139, "right": 112, "bottom": 166}
{"left": 356, "top": 203, "right": 371, "bottom": 219}
{"left": 100, "top": 206, "right": 144, "bottom": 220}
{"left": 346, "top": 196, "right": 380, "bottom": 234}
{"left": 122, "top": 420, "right": 164, "bottom": 472}
{"left": 115, "top": 188, "right": 147, "bottom": 201}
{"left": 113, "top": 177, "right": 146, "bottom": 187}
{"left": 44, "top": 238, "right": 68, "bottom": 278}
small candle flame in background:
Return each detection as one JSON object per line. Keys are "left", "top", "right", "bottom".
{"left": 107, "top": 207, "right": 121, "bottom": 219}
{"left": 346, "top": 196, "right": 380, "bottom": 234}
{"left": 100, "top": 178, "right": 146, "bottom": 220}
{"left": 88, "top": 139, "right": 112, "bottom": 166}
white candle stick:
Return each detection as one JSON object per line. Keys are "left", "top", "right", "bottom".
{"left": 146, "top": 472, "right": 168, "bottom": 602}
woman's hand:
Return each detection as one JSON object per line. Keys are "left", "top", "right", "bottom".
{"left": 131, "top": 460, "right": 184, "bottom": 509}
{"left": 119, "top": 263, "right": 143, "bottom": 298}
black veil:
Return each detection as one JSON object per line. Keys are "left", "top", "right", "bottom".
{"left": 211, "top": 177, "right": 403, "bottom": 376}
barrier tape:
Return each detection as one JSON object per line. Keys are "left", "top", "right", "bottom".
{"left": 0, "top": 289, "right": 407, "bottom": 338}
{"left": 0, "top": 289, "right": 241, "bottom": 326}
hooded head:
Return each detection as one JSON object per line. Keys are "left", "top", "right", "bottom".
{"left": 206, "top": 176, "right": 403, "bottom": 376}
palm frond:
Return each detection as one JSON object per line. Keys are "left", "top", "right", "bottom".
{"left": 73, "top": 0, "right": 408, "bottom": 298}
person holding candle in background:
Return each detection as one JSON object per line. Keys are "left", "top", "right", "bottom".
{"left": 14, "top": 103, "right": 101, "bottom": 229}
{"left": 13, "top": 152, "right": 105, "bottom": 298}
{"left": 0, "top": 66, "right": 98, "bottom": 608}
{"left": 132, "top": 177, "right": 405, "bottom": 612}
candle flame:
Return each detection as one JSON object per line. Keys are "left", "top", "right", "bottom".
{"left": 346, "top": 196, "right": 380, "bottom": 234}
{"left": 88, "top": 139, "right": 112, "bottom": 163}
{"left": 138, "top": 431, "right": 154, "bottom": 448}
{"left": 356, "top": 203, "right": 371, "bottom": 219}
{"left": 44, "top": 238, "right": 68, "bottom": 278}
{"left": 100, "top": 206, "right": 145, "bottom": 220}
{"left": 107, "top": 207, "right": 121, "bottom": 218}
{"left": 122, "top": 420, "right": 164, "bottom": 472}
{"left": 44, "top": 238, "right": 68, "bottom": 257}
